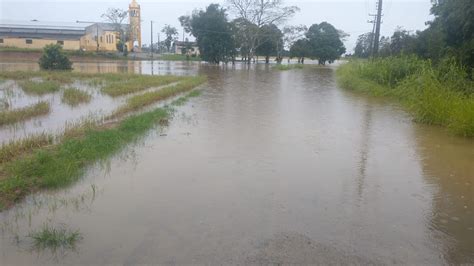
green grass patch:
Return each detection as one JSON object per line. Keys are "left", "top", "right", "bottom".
{"left": 273, "top": 64, "right": 305, "bottom": 71}
{"left": 19, "top": 80, "right": 61, "bottom": 95}
{"left": 62, "top": 88, "right": 92, "bottom": 106}
{"left": 111, "top": 76, "right": 206, "bottom": 118}
{"left": 159, "top": 54, "right": 202, "bottom": 61}
{"left": 0, "top": 133, "right": 54, "bottom": 164}
{"left": 337, "top": 57, "right": 474, "bottom": 137}
{"left": 0, "top": 101, "right": 50, "bottom": 126}
{"left": 29, "top": 225, "right": 82, "bottom": 251}
{"left": 101, "top": 75, "right": 183, "bottom": 97}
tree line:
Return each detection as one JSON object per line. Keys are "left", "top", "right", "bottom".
{"left": 178, "top": 0, "right": 346, "bottom": 65}
{"left": 354, "top": 0, "right": 473, "bottom": 75}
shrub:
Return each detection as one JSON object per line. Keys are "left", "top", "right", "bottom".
{"left": 38, "top": 44, "right": 73, "bottom": 70}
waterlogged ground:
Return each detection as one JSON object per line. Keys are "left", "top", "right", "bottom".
{"left": 0, "top": 60, "right": 473, "bottom": 264}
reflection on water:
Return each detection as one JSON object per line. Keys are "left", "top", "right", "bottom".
{"left": 0, "top": 60, "right": 473, "bottom": 264}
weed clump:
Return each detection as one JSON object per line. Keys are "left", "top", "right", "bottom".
{"left": 29, "top": 225, "right": 82, "bottom": 251}
{"left": 62, "top": 88, "right": 92, "bottom": 106}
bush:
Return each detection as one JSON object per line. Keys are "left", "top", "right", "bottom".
{"left": 38, "top": 44, "right": 73, "bottom": 70}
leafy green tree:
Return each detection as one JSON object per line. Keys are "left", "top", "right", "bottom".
{"left": 289, "top": 39, "right": 311, "bottom": 63}
{"left": 430, "top": 0, "right": 473, "bottom": 69}
{"left": 162, "top": 25, "right": 179, "bottom": 52}
{"left": 306, "top": 22, "right": 346, "bottom": 65}
{"left": 354, "top": 32, "right": 374, "bottom": 58}
{"left": 188, "top": 4, "right": 236, "bottom": 64}
{"left": 256, "top": 24, "right": 283, "bottom": 63}
{"left": 39, "top": 44, "right": 73, "bottom": 70}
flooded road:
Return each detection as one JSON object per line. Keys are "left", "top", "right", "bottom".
{"left": 0, "top": 60, "right": 473, "bottom": 264}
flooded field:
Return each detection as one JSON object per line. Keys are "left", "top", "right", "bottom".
{"left": 0, "top": 60, "right": 473, "bottom": 264}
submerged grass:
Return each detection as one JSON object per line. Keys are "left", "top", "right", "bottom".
{"left": 62, "top": 88, "right": 92, "bottom": 106}
{"left": 101, "top": 75, "right": 183, "bottom": 97}
{"left": 336, "top": 57, "right": 474, "bottom": 137}
{"left": 29, "top": 225, "right": 82, "bottom": 251}
{"left": 0, "top": 101, "right": 50, "bottom": 126}
{"left": 19, "top": 80, "right": 61, "bottom": 95}
{"left": 0, "top": 80, "right": 205, "bottom": 210}
{"left": 273, "top": 64, "right": 305, "bottom": 71}
{"left": 111, "top": 76, "right": 206, "bottom": 118}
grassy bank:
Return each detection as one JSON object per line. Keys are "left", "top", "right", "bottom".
{"left": 0, "top": 101, "right": 50, "bottom": 126}
{"left": 337, "top": 56, "right": 474, "bottom": 137}
{"left": 101, "top": 75, "right": 182, "bottom": 97}
{"left": 0, "top": 87, "right": 204, "bottom": 211}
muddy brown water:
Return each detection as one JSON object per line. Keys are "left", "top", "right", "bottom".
{"left": 0, "top": 60, "right": 473, "bottom": 265}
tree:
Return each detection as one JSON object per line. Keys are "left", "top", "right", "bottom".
{"left": 283, "top": 25, "right": 307, "bottom": 50}
{"left": 256, "top": 24, "right": 283, "bottom": 63}
{"left": 289, "top": 39, "right": 311, "bottom": 63}
{"left": 429, "top": 0, "right": 473, "bottom": 69}
{"left": 354, "top": 32, "right": 374, "bottom": 58}
{"left": 306, "top": 22, "right": 346, "bottom": 65}
{"left": 39, "top": 44, "right": 73, "bottom": 70}
{"left": 162, "top": 25, "right": 179, "bottom": 52}
{"left": 187, "top": 4, "right": 236, "bottom": 64}
{"left": 230, "top": 18, "right": 259, "bottom": 62}
{"left": 226, "top": 0, "right": 299, "bottom": 63}
{"left": 389, "top": 28, "right": 417, "bottom": 55}
{"left": 101, "top": 8, "right": 130, "bottom": 54}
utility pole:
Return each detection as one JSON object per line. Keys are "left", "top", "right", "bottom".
{"left": 373, "top": 0, "right": 383, "bottom": 56}
{"left": 150, "top": 21, "right": 154, "bottom": 59}
{"left": 157, "top": 33, "right": 160, "bottom": 54}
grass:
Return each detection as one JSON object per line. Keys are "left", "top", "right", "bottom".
{"left": 0, "top": 83, "right": 205, "bottom": 210}
{"left": 19, "top": 80, "right": 61, "bottom": 95}
{"left": 111, "top": 76, "right": 206, "bottom": 118}
{"left": 101, "top": 75, "right": 183, "bottom": 97}
{"left": 336, "top": 57, "right": 474, "bottom": 137}
{"left": 0, "top": 101, "right": 50, "bottom": 126}
{"left": 29, "top": 225, "right": 82, "bottom": 251}
{"left": 273, "top": 64, "right": 305, "bottom": 71}
{"left": 159, "top": 54, "right": 202, "bottom": 61}
{"left": 172, "top": 90, "right": 202, "bottom": 106}
{"left": 62, "top": 88, "right": 92, "bottom": 106}
{"left": 0, "top": 133, "right": 53, "bottom": 164}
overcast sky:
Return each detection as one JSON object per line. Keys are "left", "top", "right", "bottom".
{"left": 0, "top": 0, "right": 433, "bottom": 52}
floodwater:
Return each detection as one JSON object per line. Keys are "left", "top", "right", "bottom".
{"left": 0, "top": 59, "right": 473, "bottom": 264}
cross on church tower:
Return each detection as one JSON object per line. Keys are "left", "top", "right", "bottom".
{"left": 129, "top": 0, "right": 142, "bottom": 52}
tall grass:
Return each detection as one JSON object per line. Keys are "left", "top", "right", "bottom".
{"left": 0, "top": 101, "right": 50, "bottom": 126}
{"left": 19, "top": 80, "right": 61, "bottom": 95}
{"left": 62, "top": 88, "right": 92, "bottom": 106}
{"left": 0, "top": 133, "right": 53, "bottom": 164}
{"left": 337, "top": 56, "right": 474, "bottom": 137}
{"left": 111, "top": 76, "right": 206, "bottom": 118}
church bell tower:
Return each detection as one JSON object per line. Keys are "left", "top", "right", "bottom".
{"left": 129, "top": 0, "right": 142, "bottom": 52}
